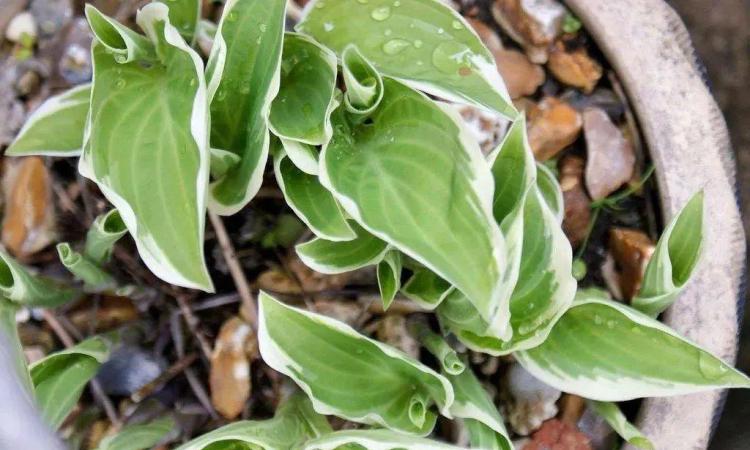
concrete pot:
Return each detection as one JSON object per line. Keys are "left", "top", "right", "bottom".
{"left": 564, "top": 1, "right": 746, "bottom": 449}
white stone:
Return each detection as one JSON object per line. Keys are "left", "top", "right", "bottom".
{"left": 5, "top": 12, "right": 37, "bottom": 43}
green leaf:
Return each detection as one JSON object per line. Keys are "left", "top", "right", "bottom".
{"left": 446, "top": 366, "right": 512, "bottom": 450}
{"left": 29, "top": 336, "right": 111, "bottom": 428}
{"left": 320, "top": 79, "right": 511, "bottom": 338}
{"left": 341, "top": 45, "right": 384, "bottom": 115}
{"left": 297, "top": 0, "right": 517, "bottom": 118}
{"left": 6, "top": 84, "right": 90, "bottom": 157}
{"left": 401, "top": 269, "right": 453, "bottom": 310}
{"left": 0, "top": 299, "right": 33, "bottom": 395}
{"left": 536, "top": 162, "right": 563, "bottom": 224}
{"left": 0, "top": 250, "right": 77, "bottom": 307}
{"left": 96, "top": 417, "right": 175, "bottom": 450}
{"left": 302, "top": 430, "right": 467, "bottom": 450}
{"left": 515, "top": 293, "right": 750, "bottom": 401}
{"left": 632, "top": 192, "right": 704, "bottom": 317}
{"left": 258, "top": 292, "right": 454, "bottom": 435}
{"left": 463, "top": 419, "right": 513, "bottom": 450}
{"left": 296, "top": 222, "right": 389, "bottom": 274}
{"left": 437, "top": 118, "right": 576, "bottom": 354}
{"left": 177, "top": 393, "right": 330, "bottom": 450}
{"left": 274, "top": 146, "right": 355, "bottom": 242}
{"left": 84, "top": 209, "right": 128, "bottom": 265}
{"left": 209, "top": 147, "right": 241, "bottom": 179}
{"left": 84, "top": 5, "right": 155, "bottom": 64}
{"left": 409, "top": 320, "right": 464, "bottom": 375}
{"left": 269, "top": 33, "right": 338, "bottom": 147}
{"left": 278, "top": 139, "right": 321, "bottom": 176}
{"left": 57, "top": 243, "right": 117, "bottom": 293}
{"left": 588, "top": 401, "right": 653, "bottom": 450}
{"left": 157, "top": 0, "right": 200, "bottom": 43}
{"left": 205, "top": 0, "right": 286, "bottom": 215}
{"left": 377, "top": 250, "right": 402, "bottom": 309}
{"left": 80, "top": 4, "right": 213, "bottom": 291}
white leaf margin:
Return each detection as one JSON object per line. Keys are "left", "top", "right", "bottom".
{"left": 78, "top": 3, "right": 213, "bottom": 291}
{"left": 515, "top": 296, "right": 750, "bottom": 401}
{"left": 6, "top": 84, "right": 90, "bottom": 157}
{"left": 302, "top": 430, "right": 466, "bottom": 450}
{"left": 257, "top": 291, "right": 455, "bottom": 429}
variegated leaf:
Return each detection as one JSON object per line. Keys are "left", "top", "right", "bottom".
{"left": 296, "top": 222, "right": 389, "bottom": 274}
{"left": 302, "top": 430, "right": 466, "bottom": 450}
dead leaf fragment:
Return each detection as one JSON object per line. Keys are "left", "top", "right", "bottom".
{"left": 559, "top": 155, "right": 591, "bottom": 247}
{"left": 609, "top": 228, "right": 655, "bottom": 300}
{"left": 376, "top": 314, "right": 420, "bottom": 359}
{"left": 523, "top": 419, "right": 592, "bottom": 450}
{"left": 548, "top": 41, "right": 603, "bottom": 93}
{"left": 583, "top": 108, "right": 636, "bottom": 200}
{"left": 527, "top": 97, "right": 582, "bottom": 161}
{"left": 210, "top": 316, "right": 256, "bottom": 419}
{"left": 2, "top": 156, "right": 55, "bottom": 258}
{"left": 68, "top": 296, "right": 139, "bottom": 333}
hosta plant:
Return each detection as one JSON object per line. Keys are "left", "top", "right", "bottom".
{"left": 4, "top": 0, "right": 748, "bottom": 448}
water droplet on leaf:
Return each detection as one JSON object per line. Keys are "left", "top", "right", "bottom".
{"left": 698, "top": 353, "right": 729, "bottom": 380}
{"left": 371, "top": 6, "right": 391, "bottom": 21}
{"left": 432, "top": 41, "right": 471, "bottom": 74}
{"left": 452, "top": 20, "right": 463, "bottom": 30}
{"left": 382, "top": 39, "right": 410, "bottom": 55}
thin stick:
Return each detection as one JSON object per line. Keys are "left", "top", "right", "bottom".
{"left": 41, "top": 310, "right": 122, "bottom": 428}
{"left": 175, "top": 295, "right": 213, "bottom": 360}
{"left": 130, "top": 353, "right": 197, "bottom": 403}
{"left": 208, "top": 212, "right": 258, "bottom": 330}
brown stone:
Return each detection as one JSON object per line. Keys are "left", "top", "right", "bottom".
{"left": 376, "top": 315, "right": 420, "bottom": 359}
{"left": 583, "top": 107, "right": 636, "bottom": 200}
{"left": 497, "top": 48, "right": 546, "bottom": 99}
{"left": 492, "top": 0, "right": 567, "bottom": 63}
{"left": 609, "top": 227, "right": 655, "bottom": 300}
{"left": 527, "top": 97, "right": 583, "bottom": 161}
{"left": 559, "top": 155, "right": 591, "bottom": 247}
{"left": 2, "top": 156, "right": 55, "bottom": 258}
{"left": 548, "top": 41, "right": 603, "bottom": 93}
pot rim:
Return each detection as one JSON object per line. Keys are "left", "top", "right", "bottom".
{"left": 563, "top": 1, "right": 747, "bottom": 448}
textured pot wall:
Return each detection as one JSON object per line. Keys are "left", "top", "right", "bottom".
{"left": 563, "top": 1, "right": 746, "bottom": 449}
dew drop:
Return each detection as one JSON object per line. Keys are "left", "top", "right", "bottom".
{"left": 382, "top": 38, "right": 410, "bottom": 55}
{"left": 114, "top": 54, "right": 127, "bottom": 64}
{"left": 393, "top": 0, "right": 401, "bottom": 6}
{"left": 323, "top": 22, "right": 334, "bottom": 32}
{"left": 240, "top": 82, "right": 251, "bottom": 94}
{"left": 606, "top": 320, "right": 617, "bottom": 329}
{"left": 698, "top": 352, "right": 730, "bottom": 380}
{"left": 115, "top": 78, "right": 126, "bottom": 89}
{"left": 414, "top": 39, "right": 423, "bottom": 48}
{"left": 437, "top": 27, "right": 444, "bottom": 34}
{"left": 384, "top": 29, "right": 392, "bottom": 36}
{"left": 259, "top": 23, "right": 267, "bottom": 32}
{"left": 315, "top": 1, "right": 325, "bottom": 9}
{"left": 371, "top": 6, "right": 391, "bottom": 21}
{"left": 227, "top": 11, "right": 238, "bottom": 21}
{"left": 356, "top": 0, "right": 368, "bottom": 3}
{"left": 593, "top": 314, "right": 604, "bottom": 325}
{"left": 451, "top": 20, "right": 463, "bottom": 30}
{"left": 189, "top": 78, "right": 197, "bottom": 87}
{"left": 216, "top": 89, "right": 227, "bottom": 101}
{"left": 431, "top": 41, "right": 471, "bottom": 74}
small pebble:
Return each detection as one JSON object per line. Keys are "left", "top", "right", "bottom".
{"left": 5, "top": 11, "right": 37, "bottom": 43}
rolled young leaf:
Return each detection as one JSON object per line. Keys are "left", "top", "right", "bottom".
{"left": 29, "top": 336, "right": 111, "bottom": 428}
{"left": 401, "top": 269, "right": 453, "bottom": 310}
{"left": 0, "top": 299, "right": 33, "bottom": 395}
{"left": 341, "top": 45, "right": 384, "bottom": 115}
{"left": 205, "top": 0, "right": 286, "bottom": 215}
{"left": 273, "top": 147, "right": 355, "bottom": 242}
{"left": 57, "top": 243, "right": 117, "bottom": 293}
{"left": 258, "top": 292, "right": 454, "bottom": 435}
{"left": 156, "top": 0, "right": 200, "bottom": 43}
{"left": 297, "top": 0, "right": 517, "bottom": 118}
{"left": 632, "top": 192, "right": 704, "bottom": 317}
{"left": 96, "top": 417, "right": 175, "bottom": 450}
{"left": 269, "top": 33, "right": 338, "bottom": 147}
{"left": 84, "top": 209, "right": 128, "bottom": 265}
{"left": 438, "top": 117, "right": 575, "bottom": 354}
{"left": 445, "top": 366, "right": 512, "bottom": 450}
{"left": 0, "top": 250, "right": 77, "bottom": 307}
{"left": 409, "top": 320, "right": 464, "bottom": 375}
{"left": 320, "top": 79, "right": 512, "bottom": 339}
{"left": 515, "top": 293, "right": 750, "bottom": 401}
{"left": 377, "top": 250, "right": 402, "bottom": 310}
{"left": 80, "top": 3, "right": 213, "bottom": 291}
{"left": 175, "top": 392, "right": 331, "bottom": 450}
{"left": 302, "top": 429, "right": 467, "bottom": 450}
{"left": 588, "top": 401, "right": 654, "bottom": 450}
{"left": 5, "top": 84, "right": 90, "bottom": 157}
{"left": 296, "top": 222, "right": 389, "bottom": 274}
{"left": 84, "top": 5, "right": 155, "bottom": 64}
